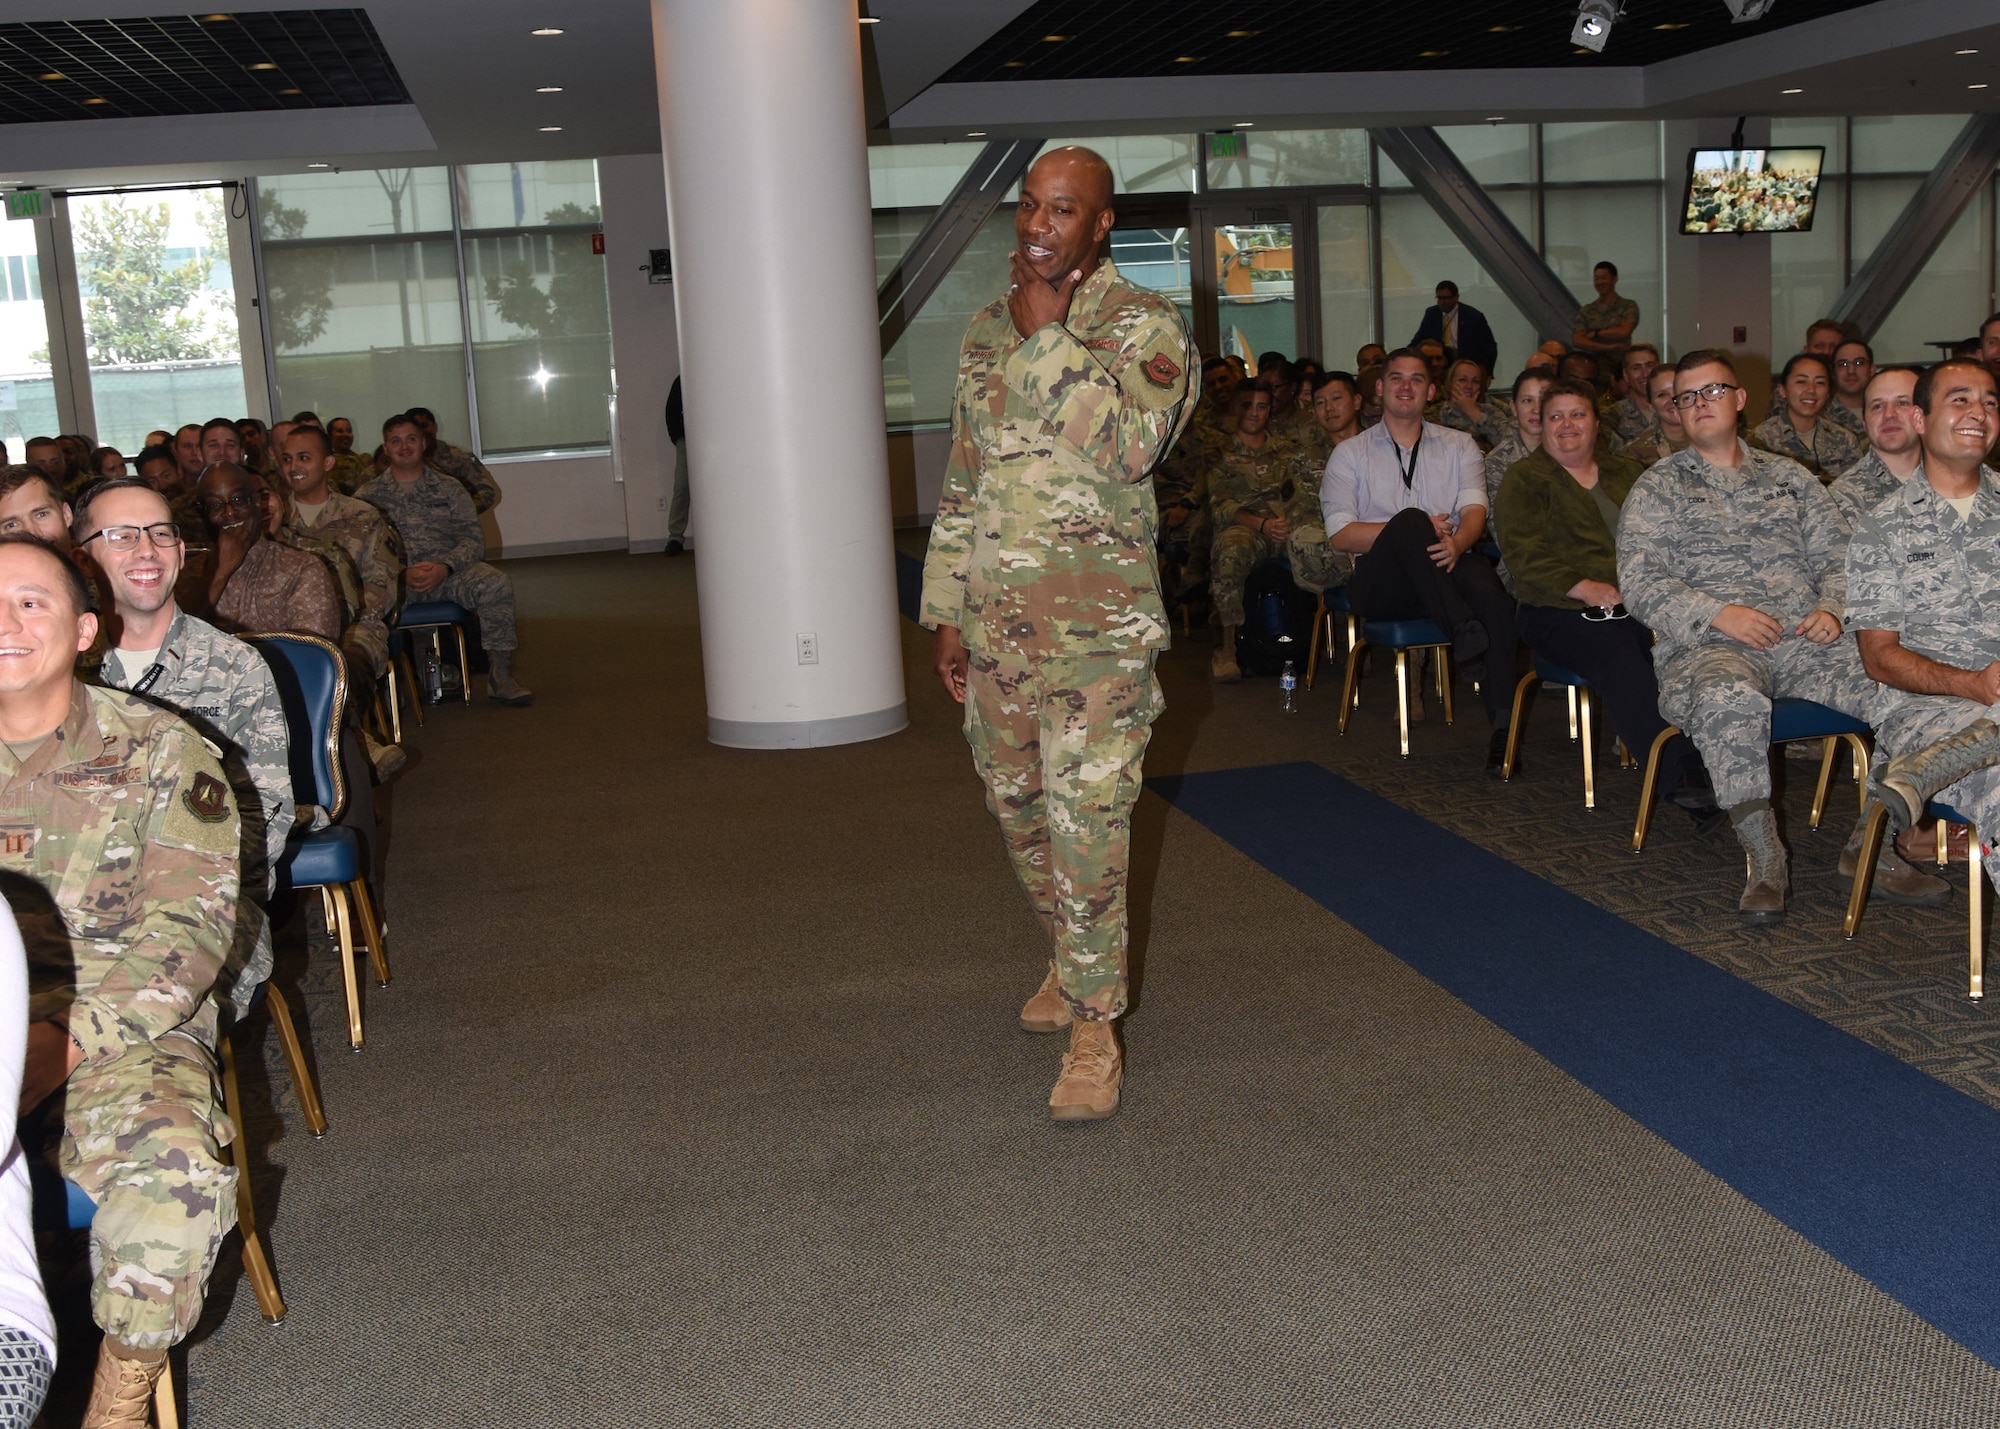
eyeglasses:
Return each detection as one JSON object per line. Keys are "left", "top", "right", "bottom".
{"left": 1672, "top": 382, "right": 1740, "bottom": 410}
{"left": 80, "top": 523, "right": 183, "bottom": 551}
{"left": 1581, "top": 604, "right": 1630, "bottom": 622}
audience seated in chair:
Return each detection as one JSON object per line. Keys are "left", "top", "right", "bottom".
{"left": 1494, "top": 378, "right": 1720, "bottom": 828}
{"left": 181, "top": 462, "right": 340, "bottom": 642}
{"left": 1323, "top": 348, "right": 1520, "bottom": 773}
{"left": 1828, "top": 367, "right": 1924, "bottom": 531}
{"left": 1617, "top": 348, "right": 1943, "bottom": 922}
{"left": 1623, "top": 364, "right": 1691, "bottom": 467}
{"left": 1606, "top": 344, "right": 1660, "bottom": 443}
{"left": 1752, "top": 353, "right": 1863, "bottom": 482}
{"left": 0, "top": 536, "right": 242, "bottom": 1424}
{"left": 1432, "top": 359, "right": 1511, "bottom": 452}
{"left": 0, "top": 468, "right": 72, "bottom": 554}
{"left": 405, "top": 407, "right": 500, "bottom": 515}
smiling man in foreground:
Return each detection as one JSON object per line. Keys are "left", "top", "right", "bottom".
{"left": 920, "top": 146, "right": 1197, "bottom": 1121}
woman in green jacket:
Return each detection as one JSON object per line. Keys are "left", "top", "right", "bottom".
{"left": 1495, "top": 377, "right": 1718, "bottom": 823}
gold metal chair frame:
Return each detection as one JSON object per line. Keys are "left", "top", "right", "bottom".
{"left": 1630, "top": 722, "right": 1867, "bottom": 852}
{"left": 245, "top": 632, "right": 393, "bottom": 1050}
{"left": 1502, "top": 671, "right": 1636, "bottom": 809}
{"left": 1305, "top": 593, "right": 1356, "bottom": 692}
{"left": 1844, "top": 804, "right": 1985, "bottom": 999}
{"left": 1337, "top": 624, "right": 1453, "bottom": 757}
{"left": 396, "top": 617, "right": 473, "bottom": 716}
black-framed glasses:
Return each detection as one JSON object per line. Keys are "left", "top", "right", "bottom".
{"left": 1672, "top": 382, "right": 1739, "bottom": 410}
{"left": 80, "top": 523, "right": 183, "bottom": 551}
{"left": 1581, "top": 604, "right": 1629, "bottom": 622}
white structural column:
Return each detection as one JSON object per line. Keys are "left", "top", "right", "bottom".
{"left": 651, "top": 0, "right": 907, "bottom": 748}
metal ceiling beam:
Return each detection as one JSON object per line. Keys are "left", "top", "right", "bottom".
{"left": 878, "top": 137, "right": 1043, "bottom": 357}
{"left": 1831, "top": 113, "right": 2000, "bottom": 340}
{"left": 1369, "top": 126, "right": 1580, "bottom": 344}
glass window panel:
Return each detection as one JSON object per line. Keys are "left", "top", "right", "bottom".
{"left": 1037, "top": 134, "right": 1198, "bottom": 194}
{"left": 1376, "top": 147, "right": 1411, "bottom": 189}
{"left": 71, "top": 188, "right": 243, "bottom": 455}
{"left": 456, "top": 160, "right": 601, "bottom": 231}
{"left": 1771, "top": 176, "right": 1847, "bottom": 357}
{"left": 0, "top": 217, "right": 52, "bottom": 456}
{"left": 1316, "top": 202, "right": 1375, "bottom": 360}
{"left": 1851, "top": 115, "right": 1967, "bottom": 174}
{"left": 1542, "top": 185, "right": 1662, "bottom": 348}
{"left": 1771, "top": 116, "right": 1845, "bottom": 173}
{"left": 257, "top": 166, "right": 454, "bottom": 239}
{"left": 1851, "top": 176, "right": 1983, "bottom": 362}
{"left": 1379, "top": 190, "right": 1536, "bottom": 374}
{"left": 1213, "top": 220, "right": 1295, "bottom": 363}
{"left": 1108, "top": 226, "right": 1192, "bottom": 332}
{"left": 869, "top": 143, "right": 989, "bottom": 209}
{"left": 1439, "top": 125, "right": 1533, "bottom": 186}
{"left": 1542, "top": 122, "right": 1661, "bottom": 182}
{"left": 1205, "top": 129, "right": 1369, "bottom": 189}
{"left": 878, "top": 207, "right": 1014, "bottom": 428}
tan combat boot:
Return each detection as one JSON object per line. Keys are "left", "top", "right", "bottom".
{"left": 82, "top": 1341, "right": 165, "bottom": 1429}
{"left": 1838, "top": 809, "right": 1951, "bottom": 905}
{"left": 1735, "top": 807, "right": 1789, "bottom": 924}
{"left": 1876, "top": 718, "right": 2000, "bottom": 830}
{"left": 1049, "top": 1018, "right": 1122, "bottom": 1120}
{"left": 1019, "top": 960, "right": 1072, "bottom": 1033}
{"left": 486, "top": 651, "right": 535, "bottom": 706}
{"left": 1211, "top": 626, "right": 1241, "bottom": 683}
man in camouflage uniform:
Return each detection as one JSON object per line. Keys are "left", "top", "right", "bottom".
{"left": 278, "top": 425, "right": 402, "bottom": 683}
{"left": 1845, "top": 361, "right": 2000, "bottom": 870}
{"left": 1624, "top": 365, "right": 1691, "bottom": 467}
{"left": 1824, "top": 338, "right": 1873, "bottom": 441}
{"left": 1571, "top": 261, "right": 1639, "bottom": 363}
{"left": 361, "top": 414, "right": 532, "bottom": 705}
{"left": 132, "top": 445, "right": 206, "bottom": 548}
{"left": 1619, "top": 349, "right": 1943, "bottom": 921}
{"left": 1752, "top": 353, "right": 1863, "bottom": 481}
{"left": 407, "top": 406, "right": 500, "bottom": 514}
{"left": 1152, "top": 359, "right": 1233, "bottom": 603}
{"left": 326, "top": 417, "right": 373, "bottom": 496}
{"left": 1828, "top": 367, "right": 1923, "bottom": 532}
{"left": 0, "top": 466, "right": 72, "bottom": 552}
{"left": 921, "top": 146, "right": 1195, "bottom": 1121}
{"left": 73, "top": 478, "right": 294, "bottom": 1019}
{"left": 0, "top": 535, "right": 240, "bottom": 1422}
{"left": 1606, "top": 344, "right": 1660, "bottom": 443}
{"left": 1206, "top": 383, "right": 1345, "bottom": 682}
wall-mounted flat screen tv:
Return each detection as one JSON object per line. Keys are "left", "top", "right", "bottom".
{"left": 1680, "top": 147, "right": 1825, "bottom": 234}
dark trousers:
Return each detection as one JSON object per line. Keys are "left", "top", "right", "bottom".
{"left": 1516, "top": 603, "right": 1696, "bottom": 791}
{"left": 1349, "top": 507, "right": 1518, "bottom": 728}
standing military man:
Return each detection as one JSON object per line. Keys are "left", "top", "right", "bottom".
{"left": 1571, "top": 261, "right": 1639, "bottom": 363}
{"left": 921, "top": 146, "right": 1196, "bottom": 1121}
{"left": 0, "top": 536, "right": 241, "bottom": 1423}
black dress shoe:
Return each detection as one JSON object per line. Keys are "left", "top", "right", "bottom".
{"left": 664, "top": 539, "right": 685, "bottom": 556}
{"left": 1485, "top": 728, "right": 1510, "bottom": 778}
{"left": 1454, "top": 619, "right": 1489, "bottom": 667}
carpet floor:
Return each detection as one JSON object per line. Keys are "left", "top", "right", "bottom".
{"left": 36, "top": 546, "right": 2000, "bottom": 1426}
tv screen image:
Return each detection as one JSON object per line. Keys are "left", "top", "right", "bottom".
{"left": 1680, "top": 147, "right": 1825, "bottom": 234}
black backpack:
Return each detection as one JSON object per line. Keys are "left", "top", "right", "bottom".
{"left": 1234, "top": 558, "right": 1319, "bottom": 678}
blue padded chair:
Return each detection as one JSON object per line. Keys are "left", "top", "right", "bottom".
{"left": 1845, "top": 798, "right": 1985, "bottom": 998}
{"left": 1336, "top": 612, "right": 1453, "bottom": 757}
{"left": 1502, "top": 657, "right": 1634, "bottom": 809}
{"left": 1631, "top": 697, "right": 1870, "bottom": 852}
{"left": 246, "top": 634, "right": 391, "bottom": 1051}
{"left": 1305, "top": 587, "right": 1353, "bottom": 692}
{"left": 393, "top": 600, "right": 472, "bottom": 719}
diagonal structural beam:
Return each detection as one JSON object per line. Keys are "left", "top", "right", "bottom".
{"left": 878, "top": 137, "right": 1043, "bottom": 357}
{"left": 1832, "top": 114, "right": 2000, "bottom": 340}
{"left": 1370, "top": 126, "right": 1579, "bottom": 343}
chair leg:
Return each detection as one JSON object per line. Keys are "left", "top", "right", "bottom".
{"left": 1502, "top": 672, "right": 1537, "bottom": 779}
{"left": 1395, "top": 650, "right": 1412, "bottom": 757}
{"left": 263, "top": 985, "right": 326, "bottom": 1137}
{"left": 1566, "top": 684, "right": 1579, "bottom": 741}
{"left": 1632, "top": 725, "right": 1683, "bottom": 852}
{"left": 1580, "top": 687, "right": 1597, "bottom": 811}
{"left": 320, "top": 885, "right": 364, "bottom": 1050}
{"left": 453, "top": 623, "right": 472, "bottom": 704}
{"left": 1337, "top": 640, "right": 1365, "bottom": 735}
{"left": 1842, "top": 802, "right": 1892, "bottom": 938}
{"left": 1437, "top": 648, "right": 1454, "bottom": 725}
{"left": 1970, "top": 829, "right": 1985, "bottom": 1000}
{"left": 349, "top": 878, "right": 392, "bottom": 987}
{"left": 395, "top": 650, "right": 426, "bottom": 729}
{"left": 156, "top": 1356, "right": 180, "bottom": 1429}
{"left": 1848, "top": 733, "right": 1871, "bottom": 815}
{"left": 1810, "top": 736, "right": 1839, "bottom": 831}
{"left": 1938, "top": 817, "right": 1950, "bottom": 867}
{"left": 218, "top": 1037, "right": 287, "bottom": 1325}
{"left": 1306, "top": 600, "right": 1325, "bottom": 691}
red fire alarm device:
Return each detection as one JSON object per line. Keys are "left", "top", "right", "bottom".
{"left": 1733, "top": 326, "right": 1747, "bottom": 343}
{"left": 591, "top": 232, "right": 605, "bottom": 255}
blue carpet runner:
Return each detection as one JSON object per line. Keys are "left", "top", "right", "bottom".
{"left": 1152, "top": 761, "right": 2000, "bottom": 1367}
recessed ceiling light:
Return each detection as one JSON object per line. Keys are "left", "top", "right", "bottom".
{"left": 1487, "top": 24, "right": 1520, "bottom": 32}
{"left": 247, "top": 62, "right": 277, "bottom": 70}
{"left": 1419, "top": 49, "right": 1448, "bottom": 58}
{"left": 1781, "top": 87, "right": 1803, "bottom": 94}
{"left": 1972, "top": 83, "right": 1991, "bottom": 89}
{"left": 1654, "top": 21, "right": 1689, "bottom": 29}
{"left": 1003, "top": 60, "right": 1025, "bottom": 67}
{"left": 539, "top": 125, "right": 563, "bottom": 131}
{"left": 1485, "top": 115, "right": 1506, "bottom": 121}
{"left": 1174, "top": 55, "right": 1203, "bottom": 63}
{"left": 1042, "top": 34, "right": 1070, "bottom": 42}
{"left": 279, "top": 87, "right": 301, "bottom": 94}
{"left": 82, "top": 97, "right": 108, "bottom": 105}
{"left": 531, "top": 27, "right": 563, "bottom": 37}
{"left": 536, "top": 85, "right": 563, "bottom": 92}
{"left": 37, "top": 72, "right": 63, "bottom": 81}
{"left": 200, "top": 12, "right": 233, "bottom": 20}
{"left": 858, "top": 15, "right": 880, "bottom": 22}
{"left": 1573, "top": 47, "right": 1595, "bottom": 54}
{"left": 307, "top": 162, "right": 330, "bottom": 168}
{"left": 1233, "top": 121, "right": 1255, "bottom": 127}
{"left": 966, "top": 131, "right": 986, "bottom": 137}
{"left": 1957, "top": 48, "right": 1980, "bottom": 55}
{"left": 1226, "top": 29, "right": 1260, "bottom": 37}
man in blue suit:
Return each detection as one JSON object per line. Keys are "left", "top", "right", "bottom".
{"left": 1410, "top": 281, "right": 1498, "bottom": 377}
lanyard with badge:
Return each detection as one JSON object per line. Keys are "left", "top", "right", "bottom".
{"left": 1394, "top": 430, "right": 1423, "bottom": 491}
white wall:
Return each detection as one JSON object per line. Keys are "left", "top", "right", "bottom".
{"left": 487, "top": 453, "right": 629, "bottom": 558}
{"left": 1663, "top": 118, "right": 1775, "bottom": 417}
{"left": 599, "top": 152, "right": 685, "bottom": 554}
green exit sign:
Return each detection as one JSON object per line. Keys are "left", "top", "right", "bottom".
{"left": 1208, "top": 133, "right": 1243, "bottom": 159}
{"left": 4, "top": 191, "right": 45, "bottom": 221}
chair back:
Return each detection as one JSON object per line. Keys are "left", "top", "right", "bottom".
{"left": 242, "top": 633, "right": 348, "bottom": 822}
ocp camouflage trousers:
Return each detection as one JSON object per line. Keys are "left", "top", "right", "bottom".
{"left": 434, "top": 563, "right": 518, "bottom": 651}
{"left": 1656, "top": 634, "right": 1901, "bottom": 812}
{"left": 1209, "top": 523, "right": 1348, "bottom": 625}
{"left": 59, "top": 1034, "right": 237, "bottom": 1350}
{"left": 964, "top": 648, "right": 1163, "bottom": 1021}
{"left": 1872, "top": 689, "right": 2000, "bottom": 888}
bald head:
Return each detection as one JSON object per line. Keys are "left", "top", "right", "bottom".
{"left": 1016, "top": 146, "right": 1116, "bottom": 291}
{"left": 1027, "top": 146, "right": 1114, "bottom": 210}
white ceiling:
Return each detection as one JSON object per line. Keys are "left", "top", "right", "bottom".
{"left": 0, "top": 0, "right": 1992, "bottom": 190}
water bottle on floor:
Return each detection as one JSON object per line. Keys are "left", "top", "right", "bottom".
{"left": 1280, "top": 660, "right": 1298, "bottom": 714}
{"left": 420, "top": 642, "right": 444, "bottom": 705}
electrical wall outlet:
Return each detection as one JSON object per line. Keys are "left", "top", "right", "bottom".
{"left": 796, "top": 633, "right": 819, "bottom": 665}
{"left": 656, "top": 497, "right": 667, "bottom": 511}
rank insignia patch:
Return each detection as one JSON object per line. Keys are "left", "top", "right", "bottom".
{"left": 1142, "top": 353, "right": 1182, "bottom": 388}
{"left": 182, "top": 771, "right": 229, "bottom": 823}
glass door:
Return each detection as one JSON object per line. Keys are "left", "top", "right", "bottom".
{"left": 1198, "top": 203, "right": 1305, "bottom": 364}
